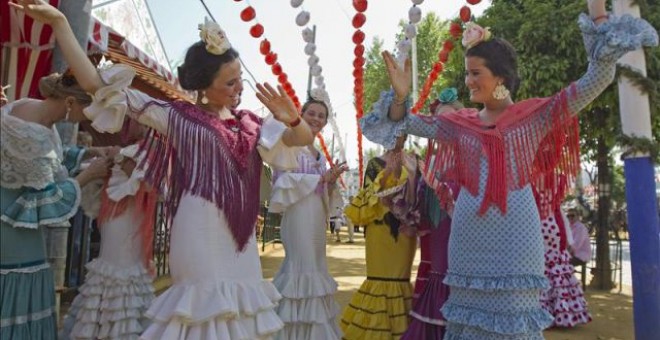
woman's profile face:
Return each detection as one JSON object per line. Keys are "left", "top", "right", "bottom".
{"left": 205, "top": 59, "right": 244, "bottom": 109}
{"left": 464, "top": 56, "right": 502, "bottom": 105}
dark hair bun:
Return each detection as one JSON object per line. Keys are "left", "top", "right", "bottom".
{"left": 177, "top": 41, "right": 239, "bottom": 91}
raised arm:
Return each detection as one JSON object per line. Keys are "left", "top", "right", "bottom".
{"left": 566, "top": 0, "right": 658, "bottom": 113}
{"left": 10, "top": 0, "right": 104, "bottom": 93}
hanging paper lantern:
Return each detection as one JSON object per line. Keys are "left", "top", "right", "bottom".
{"left": 411, "top": 0, "right": 424, "bottom": 5}
{"left": 433, "top": 62, "right": 443, "bottom": 73}
{"left": 352, "top": 30, "right": 365, "bottom": 44}
{"left": 459, "top": 6, "right": 471, "bottom": 22}
{"left": 311, "top": 65, "right": 322, "bottom": 76}
{"left": 467, "top": 0, "right": 481, "bottom": 4}
{"left": 302, "top": 27, "right": 314, "bottom": 42}
{"left": 296, "top": 10, "right": 311, "bottom": 26}
{"left": 354, "top": 44, "right": 365, "bottom": 57}
{"left": 290, "top": 0, "right": 304, "bottom": 8}
{"left": 352, "top": 13, "right": 366, "bottom": 28}
{"left": 304, "top": 43, "right": 316, "bottom": 55}
{"left": 307, "top": 55, "right": 319, "bottom": 67}
{"left": 408, "top": 6, "right": 422, "bottom": 24}
{"left": 240, "top": 6, "right": 256, "bottom": 22}
{"left": 443, "top": 40, "right": 454, "bottom": 51}
{"left": 265, "top": 52, "right": 278, "bottom": 65}
{"left": 353, "top": 57, "right": 365, "bottom": 68}
{"left": 439, "top": 49, "right": 449, "bottom": 63}
{"left": 278, "top": 73, "right": 288, "bottom": 83}
{"left": 259, "top": 39, "right": 271, "bottom": 55}
{"left": 353, "top": 0, "right": 367, "bottom": 12}
{"left": 404, "top": 24, "right": 416, "bottom": 39}
{"left": 272, "top": 63, "right": 283, "bottom": 76}
{"left": 250, "top": 24, "right": 264, "bottom": 38}
{"left": 449, "top": 22, "right": 463, "bottom": 39}
{"left": 315, "top": 76, "right": 324, "bottom": 85}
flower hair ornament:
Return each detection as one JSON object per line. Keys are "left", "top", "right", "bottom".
{"left": 462, "top": 22, "right": 492, "bottom": 49}
{"left": 198, "top": 17, "right": 231, "bottom": 55}
{"left": 429, "top": 87, "right": 459, "bottom": 115}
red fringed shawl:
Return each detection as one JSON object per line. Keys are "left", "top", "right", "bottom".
{"left": 97, "top": 181, "right": 159, "bottom": 272}
{"left": 137, "top": 101, "right": 263, "bottom": 252}
{"left": 422, "top": 84, "right": 580, "bottom": 219}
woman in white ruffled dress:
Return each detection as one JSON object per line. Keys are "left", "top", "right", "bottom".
{"left": 269, "top": 98, "right": 348, "bottom": 340}
{"left": 12, "top": 2, "right": 315, "bottom": 339}
{"left": 60, "top": 144, "right": 158, "bottom": 339}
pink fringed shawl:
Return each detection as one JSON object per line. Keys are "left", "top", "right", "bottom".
{"left": 137, "top": 101, "right": 263, "bottom": 252}
{"left": 422, "top": 84, "right": 580, "bottom": 219}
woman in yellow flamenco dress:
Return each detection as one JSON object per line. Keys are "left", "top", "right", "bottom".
{"left": 341, "top": 136, "right": 419, "bottom": 339}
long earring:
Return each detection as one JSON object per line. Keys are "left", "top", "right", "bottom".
{"left": 201, "top": 91, "right": 209, "bottom": 104}
{"left": 65, "top": 107, "right": 71, "bottom": 121}
{"left": 492, "top": 82, "right": 510, "bottom": 100}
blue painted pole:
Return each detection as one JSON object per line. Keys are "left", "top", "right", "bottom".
{"left": 613, "top": 1, "right": 660, "bottom": 338}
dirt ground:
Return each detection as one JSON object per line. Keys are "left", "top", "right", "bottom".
{"left": 259, "top": 232, "right": 634, "bottom": 340}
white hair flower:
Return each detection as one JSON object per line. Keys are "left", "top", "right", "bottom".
{"left": 198, "top": 17, "right": 231, "bottom": 55}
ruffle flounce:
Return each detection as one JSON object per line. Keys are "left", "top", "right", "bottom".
{"left": 540, "top": 253, "right": 591, "bottom": 327}
{"left": 0, "top": 179, "right": 81, "bottom": 229}
{"left": 441, "top": 303, "right": 553, "bottom": 337}
{"left": 273, "top": 272, "right": 338, "bottom": 300}
{"left": 444, "top": 272, "right": 549, "bottom": 291}
{"left": 258, "top": 116, "right": 299, "bottom": 171}
{"left": 59, "top": 259, "right": 155, "bottom": 340}
{"left": 444, "top": 322, "right": 544, "bottom": 340}
{"left": 578, "top": 13, "right": 658, "bottom": 64}
{"left": 359, "top": 90, "right": 410, "bottom": 151}
{"left": 400, "top": 319, "right": 444, "bottom": 340}
{"left": 0, "top": 265, "right": 57, "bottom": 339}
{"left": 344, "top": 186, "right": 389, "bottom": 226}
{"left": 140, "top": 280, "right": 283, "bottom": 340}
{"left": 84, "top": 65, "right": 136, "bottom": 134}
{"left": 277, "top": 321, "right": 341, "bottom": 340}
{"left": 268, "top": 173, "right": 321, "bottom": 214}
{"left": 410, "top": 272, "right": 449, "bottom": 326}
{"left": 340, "top": 279, "right": 413, "bottom": 340}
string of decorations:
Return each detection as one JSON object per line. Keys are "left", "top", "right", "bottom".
{"left": 410, "top": 1, "right": 480, "bottom": 113}
{"left": 237, "top": 1, "right": 302, "bottom": 108}
{"left": 351, "top": 0, "right": 368, "bottom": 186}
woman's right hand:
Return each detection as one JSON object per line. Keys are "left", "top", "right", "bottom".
{"left": 76, "top": 157, "right": 112, "bottom": 187}
{"left": 9, "top": 0, "right": 66, "bottom": 26}
{"left": 382, "top": 51, "right": 412, "bottom": 101}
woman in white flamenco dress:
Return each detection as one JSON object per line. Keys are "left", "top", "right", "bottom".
{"left": 268, "top": 98, "right": 347, "bottom": 340}
{"left": 60, "top": 144, "right": 158, "bottom": 339}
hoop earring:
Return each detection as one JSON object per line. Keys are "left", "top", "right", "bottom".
{"left": 492, "top": 83, "right": 510, "bottom": 100}
{"left": 201, "top": 91, "right": 209, "bottom": 104}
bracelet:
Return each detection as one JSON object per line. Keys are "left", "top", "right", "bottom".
{"left": 592, "top": 14, "right": 608, "bottom": 23}
{"left": 393, "top": 95, "right": 407, "bottom": 106}
{"left": 287, "top": 115, "right": 302, "bottom": 128}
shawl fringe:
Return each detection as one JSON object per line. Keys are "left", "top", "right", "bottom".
{"left": 135, "top": 101, "right": 262, "bottom": 252}
{"left": 423, "top": 84, "right": 580, "bottom": 219}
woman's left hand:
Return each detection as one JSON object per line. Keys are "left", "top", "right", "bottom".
{"left": 323, "top": 161, "right": 349, "bottom": 183}
{"left": 256, "top": 82, "right": 299, "bottom": 125}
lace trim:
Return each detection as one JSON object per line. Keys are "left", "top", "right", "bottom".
{"left": 0, "top": 262, "right": 50, "bottom": 274}
{"left": 0, "top": 307, "right": 54, "bottom": 328}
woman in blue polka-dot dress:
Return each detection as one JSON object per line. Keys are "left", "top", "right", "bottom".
{"left": 358, "top": 0, "right": 658, "bottom": 338}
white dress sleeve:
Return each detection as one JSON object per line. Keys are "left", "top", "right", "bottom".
{"left": 83, "top": 64, "right": 170, "bottom": 134}
{"left": 257, "top": 115, "right": 298, "bottom": 171}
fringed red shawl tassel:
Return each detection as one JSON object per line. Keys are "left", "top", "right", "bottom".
{"left": 136, "top": 101, "right": 263, "bottom": 252}
{"left": 423, "top": 84, "right": 580, "bottom": 219}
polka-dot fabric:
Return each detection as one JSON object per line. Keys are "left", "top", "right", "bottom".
{"left": 440, "top": 158, "right": 552, "bottom": 339}
{"left": 539, "top": 215, "right": 592, "bottom": 327}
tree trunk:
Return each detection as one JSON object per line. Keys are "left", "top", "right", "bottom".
{"left": 590, "top": 109, "right": 615, "bottom": 290}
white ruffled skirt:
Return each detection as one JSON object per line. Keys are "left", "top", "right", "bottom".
{"left": 140, "top": 195, "right": 283, "bottom": 340}
{"left": 60, "top": 209, "right": 155, "bottom": 340}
